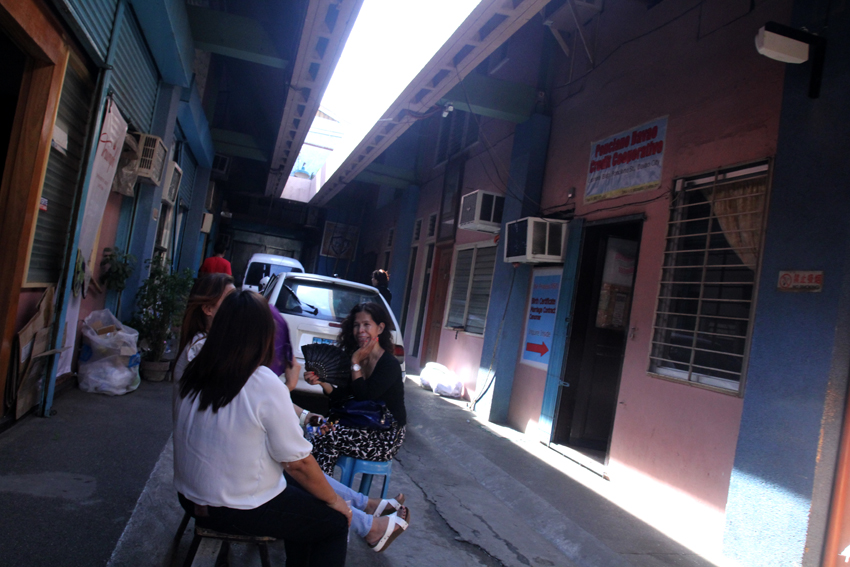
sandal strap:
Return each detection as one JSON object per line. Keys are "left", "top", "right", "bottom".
{"left": 373, "top": 497, "right": 402, "bottom": 517}
{"left": 372, "top": 510, "right": 409, "bottom": 552}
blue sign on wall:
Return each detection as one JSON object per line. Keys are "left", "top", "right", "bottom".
{"left": 521, "top": 268, "right": 561, "bottom": 369}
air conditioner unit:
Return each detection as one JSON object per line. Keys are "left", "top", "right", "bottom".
{"left": 161, "top": 161, "right": 182, "bottom": 205}
{"left": 504, "top": 217, "right": 569, "bottom": 264}
{"left": 135, "top": 133, "right": 168, "bottom": 185}
{"left": 459, "top": 190, "right": 504, "bottom": 233}
{"left": 200, "top": 212, "right": 214, "bottom": 233}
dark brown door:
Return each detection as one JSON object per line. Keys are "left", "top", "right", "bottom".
{"left": 422, "top": 244, "right": 453, "bottom": 364}
{"left": 554, "top": 220, "right": 641, "bottom": 457}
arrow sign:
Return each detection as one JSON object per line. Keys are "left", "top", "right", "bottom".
{"left": 526, "top": 342, "right": 549, "bottom": 356}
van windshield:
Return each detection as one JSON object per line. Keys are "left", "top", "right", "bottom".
{"left": 277, "top": 278, "right": 383, "bottom": 322}
{"left": 245, "top": 263, "right": 301, "bottom": 286}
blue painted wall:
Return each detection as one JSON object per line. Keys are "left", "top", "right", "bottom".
{"left": 177, "top": 166, "right": 211, "bottom": 274}
{"left": 119, "top": 84, "right": 181, "bottom": 322}
{"left": 723, "top": 4, "right": 850, "bottom": 565}
{"left": 387, "top": 186, "right": 420, "bottom": 316}
{"left": 475, "top": 113, "right": 551, "bottom": 424}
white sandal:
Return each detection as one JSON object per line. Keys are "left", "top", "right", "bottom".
{"left": 373, "top": 494, "right": 405, "bottom": 517}
{"left": 370, "top": 508, "right": 409, "bottom": 553}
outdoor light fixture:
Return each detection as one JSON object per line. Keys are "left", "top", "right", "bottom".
{"left": 442, "top": 103, "right": 454, "bottom": 118}
{"left": 755, "top": 21, "right": 826, "bottom": 98}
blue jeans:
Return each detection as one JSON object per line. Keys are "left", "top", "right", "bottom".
{"left": 324, "top": 473, "right": 373, "bottom": 538}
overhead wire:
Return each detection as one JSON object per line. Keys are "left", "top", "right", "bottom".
{"left": 451, "top": 64, "right": 543, "bottom": 211}
{"left": 550, "top": 0, "right": 779, "bottom": 109}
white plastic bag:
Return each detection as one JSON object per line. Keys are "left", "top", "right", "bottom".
{"left": 78, "top": 309, "right": 141, "bottom": 395}
{"left": 420, "top": 362, "right": 464, "bottom": 399}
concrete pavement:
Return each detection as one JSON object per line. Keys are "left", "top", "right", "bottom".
{"left": 0, "top": 378, "right": 715, "bottom": 566}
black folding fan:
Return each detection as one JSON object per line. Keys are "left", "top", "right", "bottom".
{"left": 301, "top": 343, "right": 351, "bottom": 386}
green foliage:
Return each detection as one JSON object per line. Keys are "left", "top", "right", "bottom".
{"left": 130, "top": 254, "right": 194, "bottom": 362}
{"left": 100, "top": 247, "right": 136, "bottom": 293}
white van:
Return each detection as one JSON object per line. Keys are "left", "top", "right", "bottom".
{"left": 241, "top": 253, "right": 304, "bottom": 292}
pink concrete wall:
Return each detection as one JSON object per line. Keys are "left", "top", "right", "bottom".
{"left": 79, "top": 191, "right": 123, "bottom": 319}
{"left": 505, "top": 0, "right": 790, "bottom": 557}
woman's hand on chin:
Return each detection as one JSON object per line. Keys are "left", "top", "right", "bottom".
{"left": 352, "top": 337, "right": 379, "bottom": 365}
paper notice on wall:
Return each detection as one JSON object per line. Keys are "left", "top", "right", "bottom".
{"left": 521, "top": 268, "right": 562, "bottom": 370}
{"left": 56, "top": 99, "right": 127, "bottom": 377}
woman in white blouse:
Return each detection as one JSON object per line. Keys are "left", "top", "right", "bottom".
{"left": 173, "top": 290, "right": 351, "bottom": 566}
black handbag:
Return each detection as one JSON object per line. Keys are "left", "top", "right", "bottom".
{"left": 330, "top": 399, "right": 393, "bottom": 430}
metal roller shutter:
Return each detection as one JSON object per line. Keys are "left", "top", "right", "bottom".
{"left": 68, "top": 0, "right": 119, "bottom": 61}
{"left": 111, "top": 10, "right": 158, "bottom": 132}
{"left": 27, "top": 61, "right": 95, "bottom": 284}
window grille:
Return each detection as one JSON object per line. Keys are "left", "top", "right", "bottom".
{"left": 427, "top": 213, "right": 437, "bottom": 238}
{"left": 386, "top": 228, "right": 394, "bottom": 248}
{"left": 649, "top": 162, "right": 769, "bottom": 393}
{"left": 413, "top": 219, "right": 422, "bottom": 241}
{"left": 445, "top": 244, "right": 497, "bottom": 335}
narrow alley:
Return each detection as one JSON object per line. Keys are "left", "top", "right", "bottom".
{"left": 0, "top": 378, "right": 709, "bottom": 567}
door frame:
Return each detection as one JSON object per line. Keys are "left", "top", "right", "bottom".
{"left": 421, "top": 243, "right": 453, "bottom": 365}
{"left": 0, "top": 0, "right": 69, "bottom": 408}
{"left": 539, "top": 214, "right": 645, "bottom": 450}
{"left": 554, "top": 218, "right": 644, "bottom": 461}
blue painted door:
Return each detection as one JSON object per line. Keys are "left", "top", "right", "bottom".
{"left": 538, "top": 218, "right": 584, "bottom": 443}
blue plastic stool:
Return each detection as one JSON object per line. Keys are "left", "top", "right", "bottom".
{"left": 335, "top": 455, "right": 392, "bottom": 499}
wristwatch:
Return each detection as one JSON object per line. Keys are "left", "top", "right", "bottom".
{"left": 299, "top": 408, "right": 309, "bottom": 426}
{"left": 351, "top": 363, "right": 361, "bottom": 372}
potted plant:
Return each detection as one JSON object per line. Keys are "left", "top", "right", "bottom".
{"left": 100, "top": 247, "right": 136, "bottom": 292}
{"left": 130, "top": 253, "right": 194, "bottom": 381}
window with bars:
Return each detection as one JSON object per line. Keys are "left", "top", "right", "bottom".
{"left": 386, "top": 227, "right": 394, "bottom": 248}
{"left": 445, "top": 243, "right": 497, "bottom": 335}
{"left": 413, "top": 219, "right": 422, "bottom": 241}
{"left": 435, "top": 109, "right": 479, "bottom": 164}
{"left": 649, "top": 162, "right": 769, "bottom": 393}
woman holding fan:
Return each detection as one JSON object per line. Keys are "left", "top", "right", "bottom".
{"left": 306, "top": 302, "right": 406, "bottom": 476}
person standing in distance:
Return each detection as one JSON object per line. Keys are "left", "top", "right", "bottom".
{"left": 372, "top": 269, "right": 391, "bottom": 306}
{"left": 199, "top": 238, "right": 232, "bottom": 276}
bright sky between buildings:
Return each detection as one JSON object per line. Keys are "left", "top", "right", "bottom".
{"left": 315, "top": 0, "right": 483, "bottom": 181}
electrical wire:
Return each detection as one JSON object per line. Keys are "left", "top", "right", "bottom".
{"left": 451, "top": 65, "right": 543, "bottom": 211}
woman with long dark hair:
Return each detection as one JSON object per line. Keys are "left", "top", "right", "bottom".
{"left": 174, "top": 290, "right": 351, "bottom": 566}
{"left": 173, "top": 273, "right": 234, "bottom": 384}
{"left": 307, "top": 302, "right": 406, "bottom": 476}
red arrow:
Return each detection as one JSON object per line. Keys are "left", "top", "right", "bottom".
{"left": 526, "top": 342, "right": 549, "bottom": 356}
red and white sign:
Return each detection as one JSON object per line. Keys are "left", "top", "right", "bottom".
{"left": 778, "top": 270, "right": 823, "bottom": 292}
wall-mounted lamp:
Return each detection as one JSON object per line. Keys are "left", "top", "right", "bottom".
{"left": 755, "top": 22, "right": 826, "bottom": 98}
{"left": 567, "top": 187, "right": 576, "bottom": 199}
{"left": 442, "top": 103, "right": 454, "bottom": 118}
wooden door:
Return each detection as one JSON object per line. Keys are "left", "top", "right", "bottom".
{"left": 422, "top": 244, "right": 453, "bottom": 364}
{"left": 554, "top": 221, "right": 641, "bottom": 454}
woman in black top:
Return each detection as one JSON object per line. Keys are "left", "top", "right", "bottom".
{"left": 307, "top": 302, "right": 406, "bottom": 475}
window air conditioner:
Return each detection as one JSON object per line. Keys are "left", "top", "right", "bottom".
{"left": 458, "top": 190, "right": 504, "bottom": 233}
{"left": 161, "top": 161, "right": 182, "bottom": 205}
{"left": 504, "top": 217, "right": 569, "bottom": 264}
{"left": 135, "top": 133, "right": 168, "bottom": 186}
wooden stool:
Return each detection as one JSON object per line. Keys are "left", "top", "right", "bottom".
{"left": 179, "top": 513, "right": 275, "bottom": 567}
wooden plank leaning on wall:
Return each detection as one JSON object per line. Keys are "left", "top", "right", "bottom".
{"left": 0, "top": 0, "right": 69, "bottom": 410}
